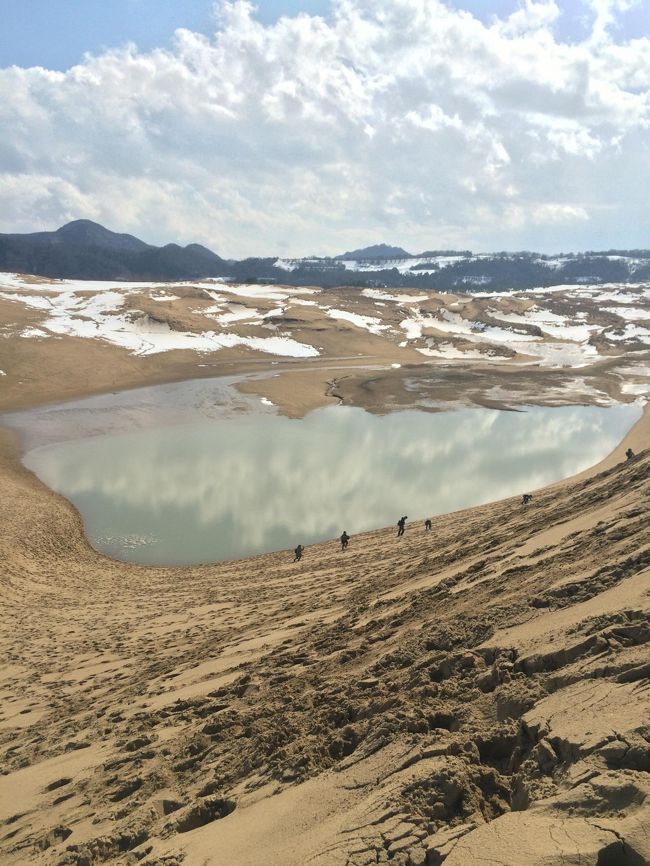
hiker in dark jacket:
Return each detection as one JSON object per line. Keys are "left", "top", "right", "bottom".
{"left": 293, "top": 544, "right": 304, "bottom": 562}
{"left": 625, "top": 447, "right": 635, "bottom": 461}
{"left": 397, "top": 516, "right": 407, "bottom": 537}
{"left": 340, "top": 531, "right": 350, "bottom": 551}
{"left": 424, "top": 518, "right": 432, "bottom": 531}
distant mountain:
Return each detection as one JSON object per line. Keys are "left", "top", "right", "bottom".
{"left": 2, "top": 221, "right": 650, "bottom": 291}
{"left": 52, "top": 219, "right": 152, "bottom": 252}
{"left": 0, "top": 220, "right": 229, "bottom": 281}
{"left": 127, "top": 243, "right": 227, "bottom": 281}
{"left": 336, "top": 243, "right": 412, "bottom": 260}
{"left": 275, "top": 249, "right": 650, "bottom": 292}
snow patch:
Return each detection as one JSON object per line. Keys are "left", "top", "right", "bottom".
{"left": 20, "top": 327, "right": 49, "bottom": 338}
{"left": 149, "top": 292, "right": 180, "bottom": 302}
{"left": 602, "top": 306, "right": 650, "bottom": 321}
{"left": 616, "top": 365, "right": 650, "bottom": 378}
{"left": 402, "top": 309, "right": 537, "bottom": 345}
{"left": 489, "top": 307, "right": 597, "bottom": 342}
{"left": 0, "top": 272, "right": 165, "bottom": 293}
{"left": 605, "top": 323, "right": 650, "bottom": 342}
{"left": 620, "top": 382, "right": 650, "bottom": 396}
{"left": 416, "top": 342, "right": 505, "bottom": 360}
{"left": 214, "top": 305, "right": 262, "bottom": 325}
{"left": 510, "top": 340, "right": 602, "bottom": 368}
{"left": 362, "top": 289, "right": 428, "bottom": 303}
{"left": 326, "top": 308, "right": 388, "bottom": 335}
{"left": 221, "top": 283, "right": 318, "bottom": 302}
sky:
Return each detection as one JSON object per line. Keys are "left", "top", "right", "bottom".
{"left": 1, "top": 0, "right": 649, "bottom": 257}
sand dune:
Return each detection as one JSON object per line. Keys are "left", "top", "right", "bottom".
{"left": 2, "top": 273, "right": 649, "bottom": 416}
{"left": 0, "top": 396, "right": 648, "bottom": 865}
{"left": 1, "top": 274, "right": 648, "bottom": 864}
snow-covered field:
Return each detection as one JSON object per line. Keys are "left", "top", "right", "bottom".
{"left": 0, "top": 274, "right": 648, "bottom": 387}
{"left": 0, "top": 276, "right": 319, "bottom": 359}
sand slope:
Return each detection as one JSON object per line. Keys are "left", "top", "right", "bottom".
{"left": 0, "top": 402, "right": 648, "bottom": 865}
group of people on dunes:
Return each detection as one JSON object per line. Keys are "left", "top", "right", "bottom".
{"left": 292, "top": 448, "right": 639, "bottom": 563}
{"left": 293, "top": 514, "right": 440, "bottom": 562}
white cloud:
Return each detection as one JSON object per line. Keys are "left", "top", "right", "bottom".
{"left": 501, "top": 0, "right": 561, "bottom": 36}
{"left": 0, "top": 0, "right": 648, "bottom": 256}
{"left": 531, "top": 203, "right": 590, "bottom": 223}
{"left": 582, "top": 0, "right": 642, "bottom": 45}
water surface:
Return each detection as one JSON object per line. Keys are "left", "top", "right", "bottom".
{"left": 5, "top": 382, "right": 640, "bottom": 565}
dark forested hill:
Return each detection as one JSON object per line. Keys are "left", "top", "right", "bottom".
{"left": 2, "top": 221, "right": 649, "bottom": 290}
{"left": 336, "top": 243, "right": 412, "bottom": 260}
{"left": 0, "top": 220, "right": 230, "bottom": 280}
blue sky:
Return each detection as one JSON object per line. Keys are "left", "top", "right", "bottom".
{"left": 452, "top": 0, "right": 650, "bottom": 40}
{"left": 1, "top": 1, "right": 331, "bottom": 70}
{"left": 1, "top": 1, "right": 649, "bottom": 255}
{"left": 2, "top": 1, "right": 649, "bottom": 70}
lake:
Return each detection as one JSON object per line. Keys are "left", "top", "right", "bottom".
{"left": 2, "top": 378, "right": 641, "bottom": 565}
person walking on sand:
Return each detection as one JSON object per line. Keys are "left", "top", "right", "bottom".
{"left": 522, "top": 493, "right": 533, "bottom": 505}
{"left": 293, "top": 544, "right": 304, "bottom": 562}
{"left": 424, "top": 518, "right": 432, "bottom": 532}
{"left": 625, "top": 447, "right": 635, "bottom": 461}
{"left": 397, "top": 516, "right": 407, "bottom": 537}
{"left": 340, "top": 531, "right": 350, "bottom": 551}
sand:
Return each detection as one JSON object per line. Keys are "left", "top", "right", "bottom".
{"left": 2, "top": 273, "right": 649, "bottom": 417}
{"left": 0, "top": 277, "right": 649, "bottom": 866}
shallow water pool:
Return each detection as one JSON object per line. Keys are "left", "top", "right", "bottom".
{"left": 3, "top": 378, "right": 641, "bottom": 565}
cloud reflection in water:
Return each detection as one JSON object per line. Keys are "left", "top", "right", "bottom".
{"left": 24, "top": 404, "right": 640, "bottom": 565}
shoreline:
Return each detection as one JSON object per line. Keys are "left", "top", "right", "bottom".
{"left": 1, "top": 363, "right": 646, "bottom": 573}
